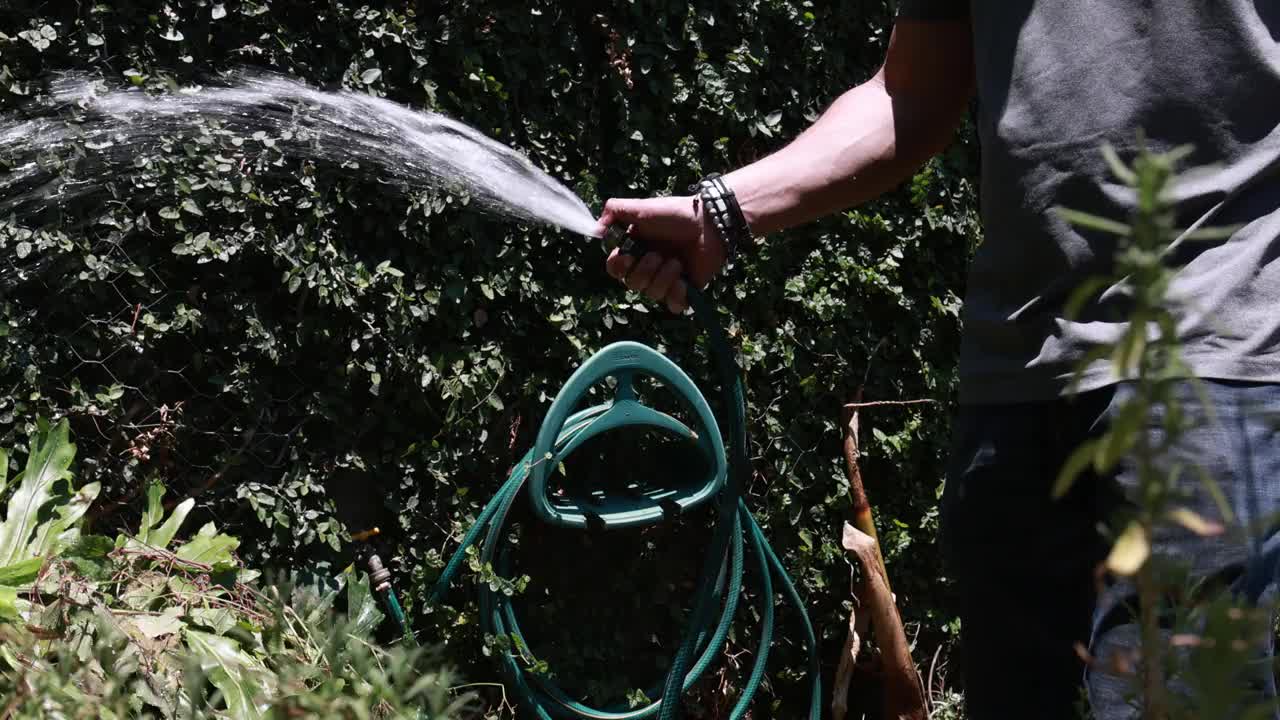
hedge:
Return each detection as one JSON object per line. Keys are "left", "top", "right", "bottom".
{"left": 0, "top": 1, "right": 980, "bottom": 716}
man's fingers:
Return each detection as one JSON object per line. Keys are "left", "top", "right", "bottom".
{"left": 606, "top": 246, "right": 688, "bottom": 314}
{"left": 645, "top": 258, "right": 683, "bottom": 303}
{"left": 624, "top": 252, "right": 663, "bottom": 292}
{"left": 605, "top": 247, "right": 635, "bottom": 281}
{"left": 666, "top": 279, "right": 688, "bottom": 315}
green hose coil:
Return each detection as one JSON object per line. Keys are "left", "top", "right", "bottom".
{"left": 428, "top": 280, "right": 822, "bottom": 719}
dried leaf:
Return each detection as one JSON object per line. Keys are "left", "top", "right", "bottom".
{"left": 130, "top": 609, "right": 184, "bottom": 639}
{"left": 1106, "top": 521, "right": 1150, "bottom": 576}
{"left": 1167, "top": 507, "right": 1224, "bottom": 537}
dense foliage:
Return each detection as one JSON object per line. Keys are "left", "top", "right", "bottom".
{"left": 1, "top": 1, "right": 979, "bottom": 716}
{"left": 0, "top": 419, "right": 467, "bottom": 718}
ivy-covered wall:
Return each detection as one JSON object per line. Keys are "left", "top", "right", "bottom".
{"left": 0, "top": 1, "right": 980, "bottom": 715}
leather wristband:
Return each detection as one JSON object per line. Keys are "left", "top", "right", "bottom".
{"left": 690, "top": 173, "right": 752, "bottom": 263}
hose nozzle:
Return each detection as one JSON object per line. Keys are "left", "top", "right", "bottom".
{"left": 603, "top": 223, "right": 650, "bottom": 260}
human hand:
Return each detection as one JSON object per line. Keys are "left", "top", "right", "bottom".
{"left": 597, "top": 195, "right": 727, "bottom": 314}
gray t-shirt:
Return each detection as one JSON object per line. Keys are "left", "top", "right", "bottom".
{"left": 898, "top": 1, "right": 1280, "bottom": 404}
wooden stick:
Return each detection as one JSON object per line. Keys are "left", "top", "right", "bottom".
{"left": 843, "top": 522, "right": 928, "bottom": 720}
{"left": 831, "top": 387, "right": 928, "bottom": 720}
{"left": 842, "top": 389, "right": 889, "bottom": 584}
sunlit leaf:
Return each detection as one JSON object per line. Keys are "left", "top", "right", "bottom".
{"left": 130, "top": 608, "right": 185, "bottom": 639}
{"left": 0, "top": 586, "right": 18, "bottom": 621}
{"left": 0, "top": 557, "right": 42, "bottom": 586}
{"left": 30, "top": 480, "right": 99, "bottom": 558}
{"left": 184, "top": 629, "right": 273, "bottom": 719}
{"left": 344, "top": 567, "right": 384, "bottom": 642}
{"left": 1106, "top": 521, "right": 1150, "bottom": 576}
{"left": 175, "top": 523, "right": 239, "bottom": 566}
{"left": 0, "top": 419, "right": 75, "bottom": 566}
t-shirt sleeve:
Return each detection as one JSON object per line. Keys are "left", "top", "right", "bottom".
{"left": 896, "top": 0, "right": 970, "bottom": 20}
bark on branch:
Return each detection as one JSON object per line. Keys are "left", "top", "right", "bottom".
{"left": 831, "top": 389, "right": 929, "bottom": 720}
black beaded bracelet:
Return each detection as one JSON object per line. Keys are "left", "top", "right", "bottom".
{"left": 690, "top": 173, "right": 752, "bottom": 262}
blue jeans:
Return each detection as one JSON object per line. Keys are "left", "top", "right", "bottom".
{"left": 941, "top": 379, "right": 1280, "bottom": 719}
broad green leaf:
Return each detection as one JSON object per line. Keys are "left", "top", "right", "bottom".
{"left": 30, "top": 480, "right": 100, "bottom": 558}
{"left": 0, "top": 586, "right": 17, "bottom": 621}
{"left": 344, "top": 567, "right": 384, "bottom": 641}
{"left": 131, "top": 482, "right": 193, "bottom": 551}
{"left": 137, "top": 481, "right": 167, "bottom": 540}
{"left": 0, "top": 448, "right": 8, "bottom": 496}
{"left": 1107, "top": 521, "right": 1150, "bottom": 575}
{"left": 65, "top": 535, "right": 115, "bottom": 580}
{"left": 184, "top": 629, "right": 272, "bottom": 719}
{"left": 0, "top": 419, "right": 76, "bottom": 566}
{"left": 150, "top": 498, "right": 195, "bottom": 551}
{"left": 0, "top": 557, "right": 42, "bottom": 585}
{"left": 189, "top": 606, "right": 237, "bottom": 634}
{"left": 175, "top": 523, "right": 239, "bottom": 566}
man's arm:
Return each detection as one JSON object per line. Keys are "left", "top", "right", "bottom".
{"left": 600, "top": 18, "right": 976, "bottom": 313}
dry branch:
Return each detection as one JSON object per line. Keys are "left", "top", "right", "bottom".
{"left": 843, "top": 399, "right": 937, "bottom": 410}
{"left": 830, "top": 387, "right": 929, "bottom": 720}
{"left": 842, "top": 522, "right": 928, "bottom": 720}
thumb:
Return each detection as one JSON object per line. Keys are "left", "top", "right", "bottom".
{"left": 596, "top": 197, "right": 648, "bottom": 231}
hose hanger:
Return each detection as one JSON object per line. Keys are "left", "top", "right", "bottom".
{"left": 428, "top": 230, "right": 821, "bottom": 720}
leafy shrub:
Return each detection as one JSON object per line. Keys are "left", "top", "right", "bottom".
{"left": 0, "top": 1, "right": 979, "bottom": 715}
{"left": 0, "top": 418, "right": 467, "bottom": 718}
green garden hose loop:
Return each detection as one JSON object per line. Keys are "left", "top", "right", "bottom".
{"left": 428, "top": 241, "right": 822, "bottom": 719}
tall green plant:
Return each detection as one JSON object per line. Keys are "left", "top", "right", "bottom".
{"left": 1054, "top": 140, "right": 1268, "bottom": 719}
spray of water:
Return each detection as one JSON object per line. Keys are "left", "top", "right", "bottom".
{"left": 0, "top": 71, "right": 602, "bottom": 238}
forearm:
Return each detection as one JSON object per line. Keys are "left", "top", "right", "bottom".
{"left": 723, "top": 81, "right": 912, "bottom": 235}
{"left": 723, "top": 22, "right": 975, "bottom": 236}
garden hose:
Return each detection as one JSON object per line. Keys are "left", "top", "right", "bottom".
{"left": 428, "top": 234, "right": 822, "bottom": 719}
{"left": 352, "top": 527, "right": 417, "bottom": 647}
